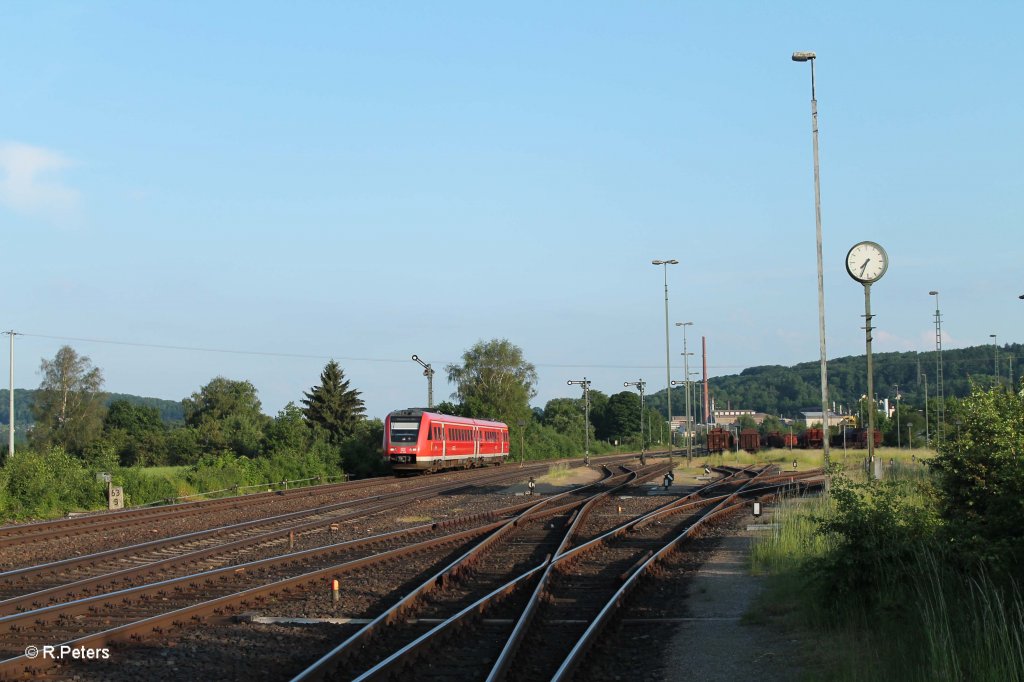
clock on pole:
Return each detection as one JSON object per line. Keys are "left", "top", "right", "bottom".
{"left": 846, "top": 240, "right": 888, "bottom": 479}
{"left": 845, "top": 241, "right": 888, "bottom": 284}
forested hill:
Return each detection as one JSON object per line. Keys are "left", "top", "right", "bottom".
{"left": 0, "top": 391, "right": 184, "bottom": 430}
{"left": 646, "top": 343, "right": 1022, "bottom": 420}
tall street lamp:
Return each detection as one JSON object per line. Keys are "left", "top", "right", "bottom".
{"left": 792, "top": 51, "right": 831, "bottom": 470}
{"left": 652, "top": 259, "right": 678, "bottom": 450}
{"left": 929, "top": 291, "right": 944, "bottom": 448}
{"left": 675, "top": 321, "right": 694, "bottom": 464}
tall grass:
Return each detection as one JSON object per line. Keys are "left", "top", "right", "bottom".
{"left": 915, "top": 553, "right": 1024, "bottom": 682}
{"left": 749, "top": 494, "right": 833, "bottom": 575}
{"left": 749, "top": 469, "right": 1024, "bottom": 681}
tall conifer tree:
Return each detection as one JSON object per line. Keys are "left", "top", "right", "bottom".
{"left": 301, "top": 361, "right": 365, "bottom": 443}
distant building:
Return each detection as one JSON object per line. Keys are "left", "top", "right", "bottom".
{"left": 712, "top": 409, "right": 768, "bottom": 426}
{"left": 799, "top": 409, "right": 845, "bottom": 428}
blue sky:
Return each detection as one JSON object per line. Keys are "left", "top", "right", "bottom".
{"left": 3, "top": 1, "right": 1021, "bottom": 419}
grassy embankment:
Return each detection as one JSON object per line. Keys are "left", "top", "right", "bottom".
{"left": 745, "top": 453, "right": 1024, "bottom": 681}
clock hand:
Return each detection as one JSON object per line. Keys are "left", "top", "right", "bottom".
{"left": 859, "top": 259, "right": 870, "bottom": 277}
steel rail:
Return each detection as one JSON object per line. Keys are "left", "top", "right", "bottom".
{"left": 549, "top": 472, "right": 823, "bottom": 681}
{"left": 287, "top": 465, "right": 639, "bottom": 681}
{"left": 486, "top": 464, "right": 777, "bottom": 682}
{"left": 0, "top": 477, "right": 371, "bottom": 544}
{"left": 0, "top": 463, "right": 636, "bottom": 679}
{"left": 0, "top": 516, "right": 510, "bottom": 681}
{"left": 0, "top": 462, "right": 546, "bottom": 550}
{"left": 294, "top": 464, "right": 671, "bottom": 682}
{"left": 0, "top": 462, "right": 553, "bottom": 598}
{"left": 355, "top": 470, "right": 815, "bottom": 682}
{"left": 0, "top": 464, "right": 568, "bottom": 620}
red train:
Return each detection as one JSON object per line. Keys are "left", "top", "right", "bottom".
{"left": 383, "top": 408, "right": 510, "bottom": 473}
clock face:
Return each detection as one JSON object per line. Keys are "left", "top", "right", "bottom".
{"left": 846, "top": 241, "right": 888, "bottom": 283}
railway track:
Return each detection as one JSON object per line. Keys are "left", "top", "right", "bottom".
{"left": 290, "top": 464, "right": 822, "bottom": 681}
{"left": 0, "top": 463, "right": 638, "bottom": 680}
{"left": 0, "top": 461, "right": 582, "bottom": 616}
{"left": 0, "top": 455, "right": 817, "bottom": 681}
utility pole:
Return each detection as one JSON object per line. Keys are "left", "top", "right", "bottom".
{"left": 894, "top": 384, "right": 901, "bottom": 449}
{"left": 922, "top": 372, "right": 929, "bottom": 447}
{"left": 5, "top": 331, "right": 15, "bottom": 459}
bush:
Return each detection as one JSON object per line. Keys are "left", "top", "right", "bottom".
{"left": 933, "top": 383, "right": 1024, "bottom": 571}
{"left": 0, "top": 448, "right": 106, "bottom": 519}
{"left": 809, "top": 473, "right": 939, "bottom": 602}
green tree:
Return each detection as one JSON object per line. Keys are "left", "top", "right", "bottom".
{"left": 264, "top": 402, "right": 313, "bottom": 453}
{"left": 183, "top": 377, "right": 267, "bottom": 457}
{"left": 31, "top": 346, "right": 107, "bottom": 453}
{"left": 97, "top": 400, "right": 169, "bottom": 466}
{"left": 933, "top": 382, "right": 1024, "bottom": 570}
{"left": 301, "top": 361, "right": 366, "bottom": 444}
{"left": 737, "top": 414, "right": 758, "bottom": 430}
{"left": 445, "top": 339, "right": 537, "bottom": 425}
{"left": 541, "top": 398, "right": 585, "bottom": 438}
{"left": 339, "top": 418, "right": 387, "bottom": 478}
{"left": 600, "top": 391, "right": 641, "bottom": 442}
{"left": 105, "top": 400, "right": 164, "bottom": 433}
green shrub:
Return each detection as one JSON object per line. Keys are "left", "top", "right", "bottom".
{"left": 114, "top": 466, "right": 183, "bottom": 506}
{"left": 809, "top": 473, "right": 939, "bottom": 602}
{"left": 0, "top": 448, "right": 106, "bottom": 519}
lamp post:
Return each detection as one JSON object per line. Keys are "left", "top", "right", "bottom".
{"left": 411, "top": 355, "right": 435, "bottom": 408}
{"left": 990, "top": 334, "right": 999, "bottom": 384}
{"left": 792, "top": 51, "right": 831, "bottom": 471}
{"left": 929, "top": 291, "right": 944, "bottom": 448}
{"left": 624, "top": 380, "right": 646, "bottom": 457}
{"left": 675, "top": 321, "right": 694, "bottom": 465}
{"left": 652, "top": 259, "right": 678, "bottom": 450}
{"left": 567, "top": 378, "right": 592, "bottom": 462}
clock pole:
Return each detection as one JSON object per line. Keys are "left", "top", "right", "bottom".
{"left": 862, "top": 282, "right": 880, "bottom": 479}
{"left": 846, "top": 240, "right": 888, "bottom": 480}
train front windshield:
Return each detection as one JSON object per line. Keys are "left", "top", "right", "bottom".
{"left": 389, "top": 418, "right": 421, "bottom": 444}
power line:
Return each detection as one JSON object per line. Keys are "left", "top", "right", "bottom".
{"left": 14, "top": 331, "right": 732, "bottom": 371}
{"left": 14, "top": 331, "right": 1019, "bottom": 375}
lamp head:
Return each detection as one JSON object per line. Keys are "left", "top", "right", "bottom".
{"left": 792, "top": 51, "right": 816, "bottom": 62}
{"left": 929, "top": 290, "right": 939, "bottom": 296}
